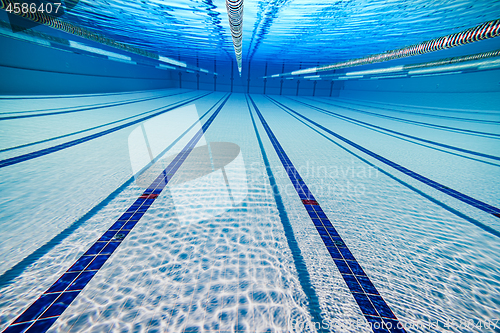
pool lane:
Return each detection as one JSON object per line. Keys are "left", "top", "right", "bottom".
{"left": 267, "top": 96, "right": 500, "bottom": 221}
{"left": 0, "top": 93, "right": 229, "bottom": 291}
{"left": 290, "top": 97, "right": 500, "bottom": 163}
{"left": 0, "top": 91, "right": 195, "bottom": 154}
{"left": 0, "top": 90, "right": 150, "bottom": 100}
{"left": 0, "top": 91, "right": 212, "bottom": 169}
{"left": 0, "top": 89, "right": 189, "bottom": 115}
{"left": 312, "top": 97, "right": 500, "bottom": 124}
{"left": 2, "top": 94, "right": 231, "bottom": 333}
{"left": 248, "top": 95, "right": 406, "bottom": 333}
{"left": 0, "top": 90, "right": 192, "bottom": 119}
{"left": 275, "top": 99, "right": 500, "bottom": 242}
{"left": 334, "top": 96, "right": 500, "bottom": 115}
{"left": 299, "top": 97, "right": 500, "bottom": 139}
{"left": 246, "top": 95, "right": 328, "bottom": 332}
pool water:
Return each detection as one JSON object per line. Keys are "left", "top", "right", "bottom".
{"left": 1, "top": 1, "right": 500, "bottom": 333}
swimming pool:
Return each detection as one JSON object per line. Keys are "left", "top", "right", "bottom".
{"left": 1, "top": 1, "right": 500, "bottom": 332}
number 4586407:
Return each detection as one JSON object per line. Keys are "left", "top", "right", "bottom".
{"left": 6, "top": 2, "right": 62, "bottom": 14}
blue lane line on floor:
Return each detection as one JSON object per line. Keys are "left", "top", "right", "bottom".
{"left": 334, "top": 96, "right": 500, "bottom": 115}
{"left": 313, "top": 97, "right": 500, "bottom": 124}
{"left": 0, "top": 93, "right": 229, "bottom": 290}
{"left": 248, "top": 95, "right": 406, "bottom": 333}
{"left": 296, "top": 98, "right": 500, "bottom": 169}
{"left": 0, "top": 91, "right": 196, "bottom": 154}
{"left": 0, "top": 92, "right": 212, "bottom": 169}
{"left": 292, "top": 97, "right": 500, "bottom": 162}
{"left": 303, "top": 97, "right": 500, "bottom": 139}
{"left": 0, "top": 90, "right": 192, "bottom": 120}
{"left": 0, "top": 89, "right": 188, "bottom": 116}
{"left": 281, "top": 101, "right": 500, "bottom": 242}
{"left": 245, "top": 95, "right": 328, "bottom": 333}
{"left": 0, "top": 90, "right": 147, "bottom": 100}
{"left": 2, "top": 94, "right": 231, "bottom": 333}
{"left": 268, "top": 96, "right": 500, "bottom": 220}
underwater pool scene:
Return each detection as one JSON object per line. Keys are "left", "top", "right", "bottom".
{"left": 1, "top": 0, "right": 500, "bottom": 332}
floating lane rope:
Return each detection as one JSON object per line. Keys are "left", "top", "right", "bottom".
{"left": 265, "top": 19, "right": 500, "bottom": 78}
{"left": 248, "top": 95, "right": 406, "bottom": 333}
{"left": 0, "top": 0, "right": 215, "bottom": 74}
{"left": 226, "top": 0, "right": 244, "bottom": 76}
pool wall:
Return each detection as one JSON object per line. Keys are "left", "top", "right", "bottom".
{"left": 1, "top": 35, "right": 499, "bottom": 109}
{"left": 0, "top": 36, "right": 175, "bottom": 95}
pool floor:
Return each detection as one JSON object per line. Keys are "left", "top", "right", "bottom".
{"left": 0, "top": 89, "right": 499, "bottom": 332}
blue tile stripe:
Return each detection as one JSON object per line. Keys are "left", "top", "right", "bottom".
{"left": 267, "top": 96, "right": 500, "bottom": 220}
{"left": 314, "top": 96, "right": 500, "bottom": 124}
{"left": 301, "top": 97, "right": 500, "bottom": 138}
{"left": 291, "top": 97, "right": 500, "bottom": 162}
{"left": 0, "top": 90, "right": 146, "bottom": 100}
{"left": 2, "top": 93, "right": 231, "bottom": 333}
{"left": 0, "top": 91, "right": 195, "bottom": 155}
{"left": 0, "top": 92, "right": 212, "bottom": 169}
{"left": 0, "top": 90, "right": 192, "bottom": 120}
{"left": 0, "top": 92, "right": 227, "bottom": 290}
{"left": 276, "top": 99, "right": 500, "bottom": 241}
{"left": 248, "top": 95, "right": 406, "bottom": 333}
{"left": 293, "top": 100, "right": 500, "bottom": 170}
{"left": 302, "top": 97, "right": 500, "bottom": 138}
{"left": 246, "top": 95, "right": 328, "bottom": 333}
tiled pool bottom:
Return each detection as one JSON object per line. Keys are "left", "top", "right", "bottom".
{"left": 0, "top": 90, "right": 499, "bottom": 332}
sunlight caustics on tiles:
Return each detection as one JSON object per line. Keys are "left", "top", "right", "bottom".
{"left": 1, "top": 1, "right": 500, "bottom": 332}
{"left": 1, "top": 96, "right": 231, "bottom": 333}
{"left": 249, "top": 95, "right": 407, "bottom": 332}
{"left": 1, "top": 88, "right": 500, "bottom": 332}
{"left": 0, "top": 0, "right": 217, "bottom": 75}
